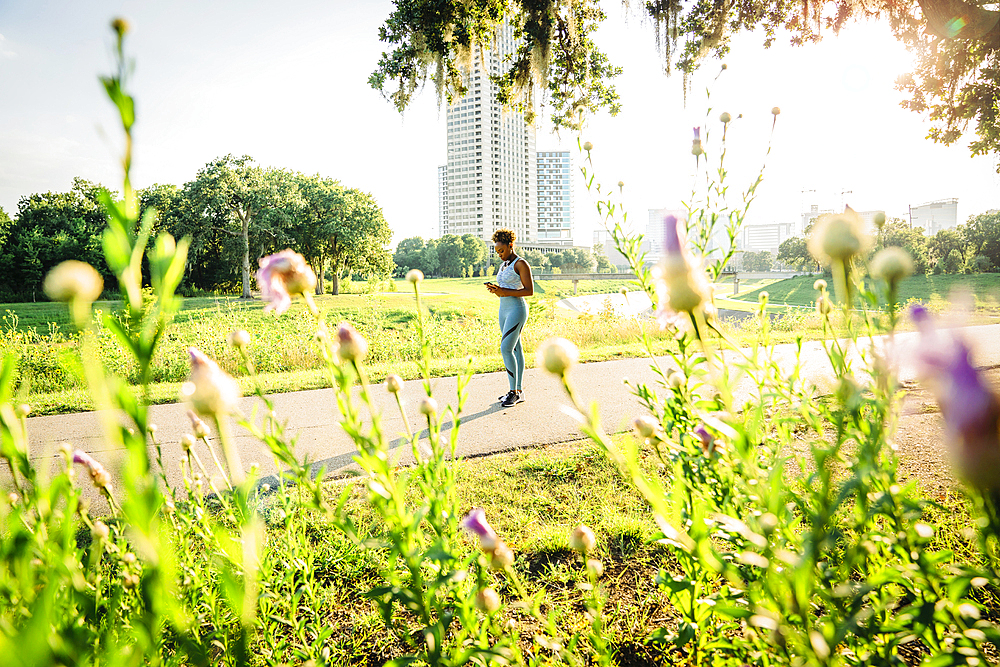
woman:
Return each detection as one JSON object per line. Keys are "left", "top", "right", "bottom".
{"left": 486, "top": 228, "right": 534, "bottom": 407}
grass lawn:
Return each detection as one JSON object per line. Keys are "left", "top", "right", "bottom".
{"left": 732, "top": 273, "right": 1000, "bottom": 315}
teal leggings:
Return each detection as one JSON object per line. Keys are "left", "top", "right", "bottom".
{"left": 499, "top": 297, "right": 528, "bottom": 391}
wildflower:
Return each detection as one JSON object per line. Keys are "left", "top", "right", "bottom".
{"left": 336, "top": 322, "right": 368, "bottom": 362}
{"left": 668, "top": 370, "right": 684, "bottom": 388}
{"left": 14, "top": 404, "right": 30, "bottom": 418}
{"left": 536, "top": 337, "right": 579, "bottom": 376}
{"left": 807, "top": 207, "right": 871, "bottom": 266}
{"left": 816, "top": 294, "right": 833, "bottom": 315}
{"left": 871, "top": 247, "right": 914, "bottom": 285}
{"left": 874, "top": 211, "right": 886, "bottom": 228}
{"left": 92, "top": 520, "right": 110, "bottom": 541}
{"left": 476, "top": 587, "right": 501, "bottom": 613}
{"left": 912, "top": 306, "right": 1000, "bottom": 489}
{"left": 180, "top": 434, "right": 195, "bottom": 452}
{"left": 73, "top": 449, "right": 112, "bottom": 491}
{"left": 694, "top": 424, "right": 716, "bottom": 454}
{"left": 490, "top": 542, "right": 515, "bottom": 570}
{"left": 148, "top": 424, "right": 158, "bottom": 437}
{"left": 771, "top": 106, "right": 781, "bottom": 116}
{"left": 691, "top": 127, "right": 703, "bottom": 156}
{"left": 720, "top": 112, "right": 732, "bottom": 124}
{"left": 758, "top": 291, "right": 769, "bottom": 305}
{"left": 582, "top": 141, "right": 593, "bottom": 151}
{"left": 655, "top": 215, "right": 712, "bottom": 321}
{"left": 405, "top": 269, "right": 424, "bottom": 284}
{"left": 586, "top": 559, "right": 604, "bottom": 578}
{"left": 256, "top": 250, "right": 317, "bottom": 315}
{"left": 122, "top": 552, "right": 137, "bottom": 564}
{"left": 386, "top": 374, "right": 403, "bottom": 394}
{"left": 111, "top": 17, "right": 130, "bottom": 35}
{"left": 633, "top": 416, "right": 658, "bottom": 439}
{"left": 569, "top": 525, "right": 597, "bottom": 553}
{"left": 461, "top": 508, "right": 499, "bottom": 552}
{"left": 813, "top": 279, "right": 827, "bottom": 292}
{"left": 418, "top": 396, "right": 438, "bottom": 416}
{"left": 617, "top": 180, "right": 625, "bottom": 189}
{"left": 180, "top": 348, "right": 241, "bottom": 417}
{"left": 7, "top": 492, "right": 18, "bottom": 506}
{"left": 229, "top": 329, "right": 251, "bottom": 349}
{"left": 43, "top": 260, "right": 104, "bottom": 304}
{"left": 187, "top": 411, "right": 211, "bottom": 439}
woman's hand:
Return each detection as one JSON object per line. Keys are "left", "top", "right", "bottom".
{"left": 486, "top": 283, "right": 504, "bottom": 297}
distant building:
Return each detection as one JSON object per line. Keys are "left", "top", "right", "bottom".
{"left": 536, "top": 150, "right": 574, "bottom": 246}
{"left": 437, "top": 165, "right": 448, "bottom": 237}
{"left": 910, "top": 198, "right": 959, "bottom": 234}
{"left": 646, "top": 208, "right": 688, "bottom": 257}
{"left": 739, "top": 222, "right": 795, "bottom": 255}
{"left": 443, "top": 23, "right": 536, "bottom": 245}
{"left": 801, "top": 204, "right": 834, "bottom": 236}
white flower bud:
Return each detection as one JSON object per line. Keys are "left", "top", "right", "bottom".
{"left": 386, "top": 374, "right": 404, "bottom": 394}
{"left": 14, "top": 404, "right": 30, "bottom": 418}
{"left": 720, "top": 112, "right": 732, "bottom": 124}
{"left": 419, "top": 397, "right": 438, "bottom": 416}
{"left": 808, "top": 209, "right": 871, "bottom": 265}
{"left": 771, "top": 106, "right": 781, "bottom": 116}
{"left": 490, "top": 541, "right": 515, "bottom": 570}
{"left": 405, "top": 269, "right": 424, "bottom": 284}
{"left": 92, "top": 520, "right": 110, "bottom": 541}
{"left": 536, "top": 338, "right": 578, "bottom": 376}
{"left": 229, "top": 329, "right": 251, "bottom": 349}
{"left": 758, "top": 291, "right": 769, "bottom": 305}
{"left": 586, "top": 559, "right": 604, "bottom": 578}
{"left": 582, "top": 141, "right": 593, "bottom": 151}
{"left": 180, "top": 348, "right": 241, "bottom": 417}
{"left": 336, "top": 322, "right": 368, "bottom": 362}
{"left": 569, "top": 525, "right": 597, "bottom": 553}
{"left": 43, "top": 260, "right": 104, "bottom": 304}
{"left": 475, "top": 587, "right": 501, "bottom": 612}
{"left": 633, "top": 416, "right": 658, "bottom": 439}
{"left": 122, "top": 552, "right": 137, "bottom": 564}
{"left": 871, "top": 247, "right": 915, "bottom": 284}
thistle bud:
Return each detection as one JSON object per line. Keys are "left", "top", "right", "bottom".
{"left": 582, "top": 141, "right": 593, "bottom": 152}
{"left": 873, "top": 211, "right": 886, "bottom": 228}
{"left": 569, "top": 525, "right": 597, "bottom": 553}
{"left": 871, "top": 247, "right": 914, "bottom": 285}
{"left": 14, "top": 404, "right": 30, "bottom": 418}
{"left": 229, "top": 329, "right": 251, "bottom": 349}
{"left": 257, "top": 250, "right": 317, "bottom": 315}
{"left": 617, "top": 181, "right": 625, "bottom": 189}
{"left": 771, "top": 106, "right": 781, "bottom": 116}
{"left": 813, "top": 279, "right": 827, "bottom": 292}
{"left": 668, "top": 371, "right": 684, "bottom": 388}
{"left": 720, "top": 112, "right": 732, "bottom": 124}
{"left": 476, "top": 587, "right": 501, "bottom": 612}
{"left": 405, "top": 269, "right": 424, "bottom": 284}
{"left": 807, "top": 208, "right": 871, "bottom": 266}
{"left": 633, "top": 415, "right": 657, "bottom": 439}
{"left": 419, "top": 396, "right": 438, "bottom": 416}
{"left": 7, "top": 492, "right": 18, "bottom": 506}
{"left": 490, "top": 541, "right": 515, "bottom": 570}
{"left": 536, "top": 338, "right": 578, "bottom": 376}
{"left": 92, "top": 520, "right": 110, "bottom": 541}
{"left": 586, "top": 559, "right": 604, "bottom": 579}
{"left": 180, "top": 434, "right": 195, "bottom": 452}
{"left": 111, "top": 17, "right": 130, "bottom": 36}
{"left": 43, "top": 260, "right": 104, "bottom": 304}
{"left": 188, "top": 411, "right": 211, "bottom": 439}
{"left": 816, "top": 295, "right": 832, "bottom": 315}
{"left": 461, "top": 508, "right": 499, "bottom": 552}
{"left": 336, "top": 322, "right": 368, "bottom": 362}
{"left": 181, "top": 348, "right": 241, "bottom": 417}
{"left": 691, "top": 127, "right": 703, "bottom": 156}
{"left": 758, "top": 291, "right": 769, "bottom": 305}
{"left": 122, "top": 552, "right": 137, "bottom": 565}
{"left": 386, "top": 374, "right": 404, "bottom": 393}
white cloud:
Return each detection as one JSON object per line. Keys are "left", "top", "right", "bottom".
{"left": 0, "top": 33, "right": 16, "bottom": 59}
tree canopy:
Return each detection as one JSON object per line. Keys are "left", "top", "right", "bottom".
{"left": 371, "top": 0, "right": 1000, "bottom": 163}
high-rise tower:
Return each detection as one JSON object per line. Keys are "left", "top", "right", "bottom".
{"left": 536, "top": 150, "right": 573, "bottom": 245}
{"left": 443, "top": 26, "right": 536, "bottom": 244}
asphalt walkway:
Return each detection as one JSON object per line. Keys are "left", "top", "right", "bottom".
{"left": 16, "top": 323, "right": 1000, "bottom": 507}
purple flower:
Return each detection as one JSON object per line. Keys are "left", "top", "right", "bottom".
{"left": 913, "top": 309, "right": 1000, "bottom": 489}
{"left": 694, "top": 424, "right": 715, "bottom": 454}
{"left": 462, "top": 508, "right": 499, "bottom": 552}
{"left": 654, "top": 215, "right": 712, "bottom": 324}
{"left": 72, "top": 449, "right": 112, "bottom": 490}
{"left": 257, "top": 250, "right": 317, "bottom": 315}
{"left": 693, "top": 127, "right": 700, "bottom": 140}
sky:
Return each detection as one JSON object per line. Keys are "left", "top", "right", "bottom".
{"left": 1, "top": 0, "right": 998, "bottom": 247}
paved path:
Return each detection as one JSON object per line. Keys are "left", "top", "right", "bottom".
{"left": 16, "top": 323, "right": 1000, "bottom": 509}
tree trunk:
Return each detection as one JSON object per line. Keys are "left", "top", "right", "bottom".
{"left": 331, "top": 268, "right": 339, "bottom": 296}
{"left": 241, "top": 210, "right": 251, "bottom": 299}
{"left": 316, "top": 256, "right": 325, "bottom": 295}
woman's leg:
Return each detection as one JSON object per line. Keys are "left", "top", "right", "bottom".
{"left": 500, "top": 299, "right": 528, "bottom": 393}
{"left": 499, "top": 299, "right": 518, "bottom": 392}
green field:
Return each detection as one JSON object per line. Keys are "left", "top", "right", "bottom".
{"left": 732, "top": 272, "right": 1000, "bottom": 315}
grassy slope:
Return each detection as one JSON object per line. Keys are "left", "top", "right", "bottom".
{"left": 732, "top": 273, "right": 1000, "bottom": 312}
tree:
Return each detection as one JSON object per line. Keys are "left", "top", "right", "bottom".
{"left": 546, "top": 252, "right": 564, "bottom": 271}
{"left": 596, "top": 255, "right": 614, "bottom": 273}
{"left": 0, "top": 178, "right": 111, "bottom": 301}
{"left": 184, "top": 155, "right": 299, "bottom": 299}
{"left": 880, "top": 220, "right": 930, "bottom": 274}
{"left": 776, "top": 237, "right": 813, "bottom": 270}
{"left": 394, "top": 236, "right": 426, "bottom": 276}
{"left": 437, "top": 235, "right": 465, "bottom": 277}
{"left": 522, "top": 249, "right": 549, "bottom": 272}
{"left": 939, "top": 248, "right": 965, "bottom": 274}
{"left": 742, "top": 250, "right": 774, "bottom": 272}
{"left": 460, "top": 234, "right": 487, "bottom": 277}
{"left": 928, "top": 227, "right": 967, "bottom": 266}
{"left": 0, "top": 206, "right": 11, "bottom": 253}
{"left": 962, "top": 212, "right": 1000, "bottom": 270}
{"left": 372, "top": 1, "right": 1000, "bottom": 166}
{"left": 319, "top": 188, "right": 393, "bottom": 295}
